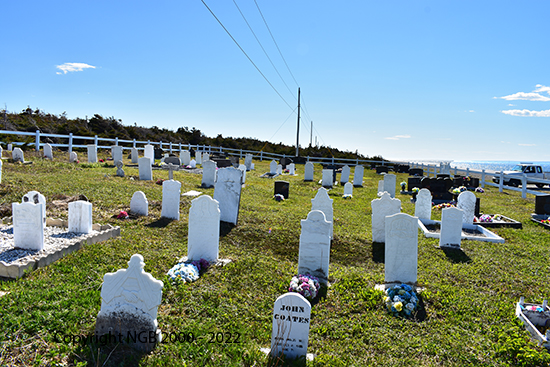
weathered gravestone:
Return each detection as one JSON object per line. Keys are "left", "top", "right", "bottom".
{"left": 304, "top": 162, "right": 314, "bottom": 181}
{"left": 161, "top": 180, "right": 181, "bottom": 220}
{"left": 270, "top": 293, "right": 312, "bottom": 361}
{"left": 238, "top": 164, "right": 247, "bottom": 184}
{"left": 164, "top": 156, "right": 181, "bottom": 167}
{"left": 344, "top": 182, "right": 353, "bottom": 197}
{"left": 43, "top": 143, "right": 53, "bottom": 159}
{"left": 408, "top": 176, "right": 422, "bottom": 192}
{"left": 195, "top": 151, "right": 202, "bottom": 165}
{"left": 201, "top": 160, "right": 217, "bottom": 188}
{"left": 111, "top": 146, "right": 123, "bottom": 163}
{"left": 68, "top": 200, "right": 93, "bottom": 234}
{"left": 414, "top": 188, "right": 432, "bottom": 220}
{"left": 138, "top": 157, "right": 153, "bottom": 180}
{"left": 274, "top": 181, "right": 290, "bottom": 199}
{"left": 69, "top": 151, "right": 78, "bottom": 163}
{"left": 131, "top": 147, "right": 139, "bottom": 163}
{"left": 22, "top": 191, "right": 46, "bottom": 228}
{"left": 409, "top": 168, "right": 423, "bottom": 176}
{"left": 371, "top": 192, "right": 401, "bottom": 243}
{"left": 353, "top": 165, "right": 364, "bottom": 187}
{"left": 87, "top": 144, "right": 97, "bottom": 163}
{"left": 115, "top": 160, "right": 125, "bottom": 177}
{"left": 203, "top": 152, "right": 210, "bottom": 162}
{"left": 340, "top": 165, "right": 350, "bottom": 184}
{"left": 213, "top": 167, "right": 243, "bottom": 225}
{"left": 384, "top": 173, "right": 397, "bottom": 198}
{"left": 322, "top": 169, "right": 333, "bottom": 188}
{"left": 95, "top": 254, "right": 163, "bottom": 352}
{"left": 385, "top": 213, "right": 418, "bottom": 285}
{"left": 440, "top": 207, "right": 463, "bottom": 249}
{"left": 12, "top": 148, "right": 24, "bottom": 163}
{"left": 0, "top": 160, "right": 2, "bottom": 184}
{"left": 378, "top": 180, "right": 385, "bottom": 194}
{"left": 298, "top": 210, "right": 331, "bottom": 283}
{"left": 311, "top": 188, "right": 334, "bottom": 238}
{"left": 180, "top": 150, "right": 191, "bottom": 166}
{"left": 270, "top": 160, "right": 278, "bottom": 175}
{"left": 144, "top": 144, "right": 155, "bottom": 165}
{"left": 189, "top": 159, "right": 197, "bottom": 168}
{"left": 244, "top": 153, "right": 253, "bottom": 171}
{"left": 187, "top": 195, "right": 220, "bottom": 262}
{"left": 277, "top": 165, "right": 283, "bottom": 175}
{"left": 535, "top": 194, "right": 550, "bottom": 215}
{"left": 376, "top": 166, "right": 389, "bottom": 174}
{"left": 457, "top": 191, "right": 476, "bottom": 224}
{"left": 288, "top": 163, "right": 296, "bottom": 175}
{"left": 12, "top": 201, "right": 44, "bottom": 250}
{"left": 130, "top": 191, "right": 148, "bottom": 216}
{"left": 7, "top": 143, "right": 12, "bottom": 151}
{"left": 162, "top": 163, "right": 179, "bottom": 180}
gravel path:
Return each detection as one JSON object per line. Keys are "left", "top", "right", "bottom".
{"left": 0, "top": 225, "right": 98, "bottom": 264}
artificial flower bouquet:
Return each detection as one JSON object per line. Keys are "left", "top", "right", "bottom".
{"left": 384, "top": 284, "right": 419, "bottom": 318}
{"left": 289, "top": 274, "right": 321, "bottom": 301}
{"left": 274, "top": 194, "right": 285, "bottom": 202}
{"left": 167, "top": 258, "right": 210, "bottom": 283}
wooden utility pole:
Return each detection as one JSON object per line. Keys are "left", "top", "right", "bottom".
{"left": 295, "top": 88, "right": 300, "bottom": 157}
{"left": 309, "top": 121, "right": 313, "bottom": 147}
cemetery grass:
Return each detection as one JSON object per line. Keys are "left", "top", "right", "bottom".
{"left": 0, "top": 152, "right": 550, "bottom": 366}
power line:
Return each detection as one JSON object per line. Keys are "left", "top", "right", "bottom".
{"left": 200, "top": 0, "right": 294, "bottom": 111}
{"left": 232, "top": 0, "right": 296, "bottom": 102}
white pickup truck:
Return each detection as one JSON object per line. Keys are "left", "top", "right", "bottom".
{"left": 493, "top": 163, "right": 550, "bottom": 188}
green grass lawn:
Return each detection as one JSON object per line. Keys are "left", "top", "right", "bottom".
{"left": 1, "top": 150, "right": 550, "bottom": 366}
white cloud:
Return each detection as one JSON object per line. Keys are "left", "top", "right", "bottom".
{"left": 519, "top": 143, "right": 536, "bottom": 146}
{"left": 534, "top": 84, "right": 550, "bottom": 94}
{"left": 385, "top": 135, "right": 411, "bottom": 140}
{"left": 56, "top": 62, "right": 96, "bottom": 74}
{"left": 507, "top": 104, "right": 515, "bottom": 106}
{"left": 498, "top": 92, "right": 550, "bottom": 101}
{"left": 384, "top": 137, "right": 399, "bottom": 140}
{"left": 501, "top": 109, "right": 550, "bottom": 117}
{"left": 468, "top": 110, "right": 475, "bottom": 113}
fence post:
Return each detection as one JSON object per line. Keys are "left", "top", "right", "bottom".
{"left": 133, "top": 139, "right": 136, "bottom": 148}
{"left": 499, "top": 172, "right": 504, "bottom": 193}
{"left": 240, "top": 149, "right": 243, "bottom": 159}
{"left": 454, "top": 166, "right": 457, "bottom": 175}
{"left": 179, "top": 142, "right": 182, "bottom": 151}
{"left": 35, "top": 130, "right": 40, "bottom": 151}
{"left": 481, "top": 169, "right": 485, "bottom": 188}
{"left": 94, "top": 135, "right": 98, "bottom": 146}
{"left": 260, "top": 151, "right": 263, "bottom": 161}
{"left": 68, "top": 133, "right": 73, "bottom": 153}
{"left": 115, "top": 137, "right": 119, "bottom": 146}
{"left": 466, "top": 168, "right": 470, "bottom": 177}
{"left": 522, "top": 175, "right": 527, "bottom": 199}
{"left": 169, "top": 142, "right": 173, "bottom": 154}
{"left": 160, "top": 141, "right": 163, "bottom": 150}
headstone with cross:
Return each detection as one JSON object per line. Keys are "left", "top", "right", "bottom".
{"left": 163, "top": 163, "right": 179, "bottom": 180}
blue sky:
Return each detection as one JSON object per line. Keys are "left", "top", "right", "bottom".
{"left": 2, "top": 1, "right": 549, "bottom": 162}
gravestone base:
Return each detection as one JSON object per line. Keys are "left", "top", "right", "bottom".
{"left": 95, "top": 306, "right": 161, "bottom": 353}
{"left": 417, "top": 218, "right": 505, "bottom": 243}
{"left": 516, "top": 298, "right": 550, "bottom": 349}
{"left": 176, "top": 256, "right": 232, "bottom": 267}
{"left": 531, "top": 214, "right": 550, "bottom": 229}
{"left": 375, "top": 283, "right": 424, "bottom": 292}
{"left": 259, "top": 348, "right": 314, "bottom": 363}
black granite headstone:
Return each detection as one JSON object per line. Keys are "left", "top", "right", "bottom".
{"left": 376, "top": 166, "right": 389, "bottom": 174}
{"left": 274, "top": 181, "right": 290, "bottom": 199}
{"left": 408, "top": 177, "right": 422, "bottom": 191}
{"left": 409, "top": 168, "right": 424, "bottom": 176}
{"left": 535, "top": 195, "right": 550, "bottom": 215}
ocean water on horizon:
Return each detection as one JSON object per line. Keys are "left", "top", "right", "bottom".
{"left": 410, "top": 160, "right": 550, "bottom": 173}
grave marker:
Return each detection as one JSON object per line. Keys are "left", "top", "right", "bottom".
{"left": 131, "top": 147, "right": 139, "bottom": 163}
{"left": 68, "top": 200, "right": 93, "bottom": 234}
{"left": 138, "top": 157, "right": 153, "bottom": 180}
{"left": 322, "top": 169, "right": 333, "bottom": 188}
{"left": 111, "top": 145, "right": 123, "bottom": 163}
{"left": 161, "top": 180, "right": 181, "bottom": 220}
{"left": 288, "top": 163, "right": 295, "bottom": 175}
{"left": 311, "top": 188, "right": 333, "bottom": 238}
{"left": 43, "top": 143, "right": 53, "bottom": 159}
{"left": 414, "top": 188, "right": 432, "bottom": 220}
{"left": 344, "top": 182, "right": 353, "bottom": 196}
{"left": 385, "top": 213, "right": 418, "bottom": 285}
{"left": 181, "top": 150, "right": 191, "bottom": 166}
{"left": 238, "top": 164, "right": 247, "bottom": 184}
{"left": 384, "top": 173, "right": 397, "bottom": 198}
{"left": 70, "top": 151, "right": 78, "bottom": 163}
{"left": 440, "top": 207, "right": 463, "bottom": 249}
{"left": 87, "top": 144, "right": 97, "bottom": 163}
{"left": 353, "top": 165, "right": 364, "bottom": 187}
{"left": 115, "top": 160, "right": 125, "bottom": 177}
{"left": 340, "top": 165, "right": 350, "bottom": 184}
{"left": 298, "top": 210, "right": 331, "bottom": 283}
{"left": 188, "top": 195, "right": 220, "bottom": 262}
{"left": 144, "top": 144, "right": 154, "bottom": 165}
{"left": 213, "top": 167, "right": 243, "bottom": 225}
{"left": 371, "top": 192, "right": 401, "bottom": 242}
{"left": 270, "top": 160, "right": 278, "bottom": 174}
{"left": 457, "top": 191, "right": 476, "bottom": 224}
{"left": 195, "top": 151, "right": 202, "bottom": 165}
{"left": 201, "top": 160, "right": 217, "bottom": 188}
{"left": 277, "top": 164, "right": 283, "bottom": 175}
{"left": 22, "top": 190, "right": 46, "bottom": 228}
{"left": 12, "top": 148, "right": 24, "bottom": 163}
{"left": 12, "top": 202, "right": 44, "bottom": 250}
{"left": 270, "top": 293, "right": 311, "bottom": 361}
{"left": 162, "top": 163, "right": 179, "bottom": 180}
{"left": 130, "top": 191, "right": 148, "bottom": 216}
{"left": 304, "top": 162, "right": 314, "bottom": 181}
{"left": 274, "top": 181, "right": 290, "bottom": 199}
{"left": 244, "top": 153, "right": 252, "bottom": 171}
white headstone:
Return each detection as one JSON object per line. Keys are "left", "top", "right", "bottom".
{"left": 87, "top": 144, "right": 97, "bottom": 163}
{"left": 311, "top": 188, "right": 334, "bottom": 238}
{"left": 304, "top": 162, "right": 314, "bottom": 181}
{"left": 0, "top": 145, "right": 3, "bottom": 158}
{"left": 383, "top": 173, "right": 397, "bottom": 198}
{"left": 115, "top": 160, "right": 125, "bottom": 177}
{"left": 440, "top": 207, "right": 464, "bottom": 249}
{"left": 181, "top": 150, "right": 191, "bottom": 166}
{"left": 22, "top": 190, "right": 46, "bottom": 228}
{"left": 130, "top": 191, "right": 148, "bottom": 216}
{"left": 457, "top": 191, "right": 476, "bottom": 224}
{"left": 270, "top": 160, "right": 277, "bottom": 174}
{"left": 213, "top": 167, "right": 243, "bottom": 225}
{"left": 340, "top": 165, "right": 350, "bottom": 184}
{"left": 131, "top": 147, "right": 139, "bottom": 164}
{"left": 378, "top": 180, "right": 385, "bottom": 194}
{"left": 138, "top": 157, "right": 153, "bottom": 180}
{"left": 203, "top": 152, "right": 209, "bottom": 162}
{"left": 201, "top": 160, "right": 217, "bottom": 188}
{"left": 68, "top": 200, "right": 93, "bottom": 234}
{"left": 322, "top": 169, "right": 333, "bottom": 188}
{"left": 344, "top": 182, "right": 353, "bottom": 196}
{"left": 144, "top": 144, "right": 154, "bottom": 165}
{"left": 7, "top": 143, "right": 12, "bottom": 151}
{"left": 385, "top": 213, "right": 418, "bottom": 285}
{"left": 161, "top": 180, "right": 181, "bottom": 220}
{"left": 188, "top": 195, "right": 220, "bottom": 262}
{"left": 353, "top": 165, "right": 364, "bottom": 187}
{"left": 244, "top": 154, "right": 253, "bottom": 171}
{"left": 298, "top": 210, "right": 331, "bottom": 283}
{"left": 189, "top": 159, "right": 196, "bottom": 168}
{"left": 95, "top": 254, "right": 163, "bottom": 352}
{"left": 414, "top": 188, "right": 432, "bottom": 220}
{"left": 111, "top": 145, "right": 123, "bottom": 163}
{"left": 12, "top": 148, "right": 24, "bottom": 163}
{"left": 43, "top": 143, "right": 53, "bottom": 159}
{"left": 12, "top": 202, "right": 44, "bottom": 250}
{"left": 288, "top": 163, "right": 295, "bottom": 175}
{"left": 371, "top": 192, "right": 401, "bottom": 243}
{"left": 270, "top": 293, "right": 311, "bottom": 361}
{"left": 195, "top": 151, "right": 202, "bottom": 165}
{"left": 69, "top": 151, "right": 78, "bottom": 163}
{"left": 276, "top": 164, "right": 283, "bottom": 175}
{"left": 238, "top": 164, "right": 247, "bottom": 184}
